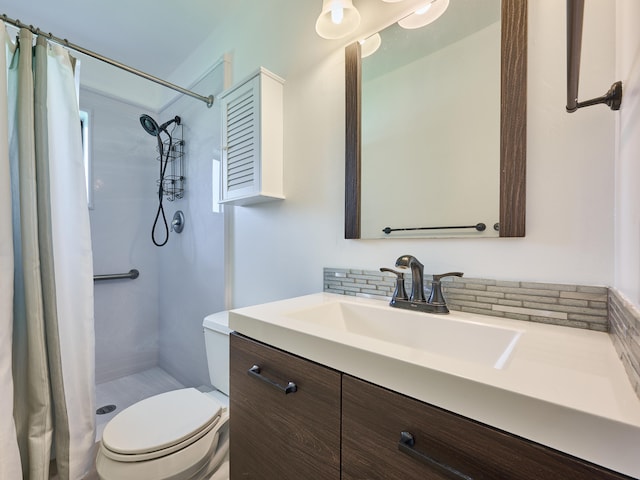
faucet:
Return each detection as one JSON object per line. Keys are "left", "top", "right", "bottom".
{"left": 394, "top": 255, "right": 426, "bottom": 302}
{"left": 381, "top": 255, "right": 463, "bottom": 314}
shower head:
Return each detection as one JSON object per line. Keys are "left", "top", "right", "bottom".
{"left": 139, "top": 114, "right": 181, "bottom": 136}
{"left": 140, "top": 115, "right": 159, "bottom": 136}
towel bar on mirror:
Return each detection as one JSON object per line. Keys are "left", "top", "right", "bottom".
{"left": 382, "top": 223, "right": 488, "bottom": 235}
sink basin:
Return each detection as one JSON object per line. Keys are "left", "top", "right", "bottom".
{"left": 285, "top": 301, "right": 522, "bottom": 369}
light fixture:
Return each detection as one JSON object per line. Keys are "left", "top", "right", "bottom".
{"left": 315, "top": 0, "right": 361, "bottom": 39}
{"left": 359, "top": 33, "right": 382, "bottom": 58}
{"left": 397, "top": 0, "right": 449, "bottom": 29}
{"left": 381, "top": 0, "right": 405, "bottom": 2}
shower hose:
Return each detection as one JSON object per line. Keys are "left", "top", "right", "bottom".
{"left": 151, "top": 130, "right": 173, "bottom": 247}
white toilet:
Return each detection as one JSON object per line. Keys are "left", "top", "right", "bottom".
{"left": 96, "top": 312, "right": 232, "bottom": 480}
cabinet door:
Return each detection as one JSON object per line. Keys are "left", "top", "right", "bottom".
{"left": 342, "top": 375, "right": 631, "bottom": 480}
{"left": 220, "top": 77, "right": 260, "bottom": 203}
{"left": 230, "top": 333, "right": 341, "bottom": 480}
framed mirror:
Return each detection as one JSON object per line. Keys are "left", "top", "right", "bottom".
{"left": 345, "top": 0, "right": 527, "bottom": 239}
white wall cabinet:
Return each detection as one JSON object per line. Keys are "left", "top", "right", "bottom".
{"left": 219, "top": 67, "right": 284, "bottom": 206}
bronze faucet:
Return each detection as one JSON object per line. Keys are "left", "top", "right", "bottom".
{"left": 380, "top": 255, "right": 463, "bottom": 314}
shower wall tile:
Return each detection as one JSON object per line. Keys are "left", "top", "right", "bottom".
{"left": 157, "top": 66, "right": 228, "bottom": 388}
{"left": 82, "top": 89, "right": 162, "bottom": 384}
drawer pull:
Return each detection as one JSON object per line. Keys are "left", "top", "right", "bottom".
{"left": 248, "top": 365, "right": 298, "bottom": 394}
{"left": 398, "top": 431, "right": 473, "bottom": 480}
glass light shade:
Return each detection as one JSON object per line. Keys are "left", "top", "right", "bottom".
{"left": 359, "top": 33, "right": 382, "bottom": 58}
{"left": 398, "top": 0, "right": 449, "bottom": 29}
{"left": 381, "top": 0, "right": 405, "bottom": 2}
{"left": 315, "top": 0, "right": 361, "bottom": 39}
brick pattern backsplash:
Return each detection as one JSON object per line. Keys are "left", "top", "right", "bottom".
{"left": 324, "top": 268, "right": 397, "bottom": 298}
{"left": 609, "top": 289, "right": 640, "bottom": 399}
{"left": 323, "top": 267, "right": 608, "bottom": 331}
{"left": 443, "top": 277, "right": 608, "bottom": 331}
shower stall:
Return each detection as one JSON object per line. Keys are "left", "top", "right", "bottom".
{"left": 85, "top": 63, "right": 228, "bottom": 440}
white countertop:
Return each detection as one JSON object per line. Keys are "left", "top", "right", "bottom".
{"left": 229, "top": 292, "right": 640, "bottom": 478}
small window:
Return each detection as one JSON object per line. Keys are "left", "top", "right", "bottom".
{"left": 79, "top": 110, "right": 93, "bottom": 209}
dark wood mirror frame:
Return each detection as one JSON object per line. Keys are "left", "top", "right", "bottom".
{"left": 345, "top": 0, "right": 527, "bottom": 239}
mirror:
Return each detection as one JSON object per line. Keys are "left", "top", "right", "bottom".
{"left": 345, "top": 0, "right": 527, "bottom": 239}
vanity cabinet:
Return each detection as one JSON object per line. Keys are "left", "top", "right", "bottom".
{"left": 230, "top": 333, "right": 632, "bottom": 480}
{"left": 342, "top": 375, "right": 630, "bottom": 480}
{"left": 229, "top": 333, "right": 341, "bottom": 480}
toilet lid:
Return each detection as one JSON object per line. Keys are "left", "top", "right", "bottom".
{"left": 102, "top": 388, "right": 222, "bottom": 455}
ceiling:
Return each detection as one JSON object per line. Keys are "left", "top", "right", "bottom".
{"left": 0, "top": 0, "right": 309, "bottom": 107}
{"left": 0, "top": 0, "right": 444, "bottom": 108}
{"left": 0, "top": 0, "right": 242, "bottom": 79}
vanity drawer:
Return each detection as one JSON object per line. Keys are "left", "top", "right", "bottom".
{"left": 342, "top": 375, "right": 631, "bottom": 480}
{"left": 229, "top": 333, "right": 341, "bottom": 480}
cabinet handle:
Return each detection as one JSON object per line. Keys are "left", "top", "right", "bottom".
{"left": 248, "top": 365, "right": 298, "bottom": 394}
{"left": 398, "top": 431, "right": 473, "bottom": 480}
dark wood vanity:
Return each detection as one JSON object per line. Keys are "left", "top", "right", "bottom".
{"left": 230, "top": 333, "right": 632, "bottom": 480}
{"left": 229, "top": 333, "right": 341, "bottom": 479}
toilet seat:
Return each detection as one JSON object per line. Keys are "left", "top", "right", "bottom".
{"left": 101, "top": 388, "right": 222, "bottom": 462}
{"left": 96, "top": 426, "right": 225, "bottom": 480}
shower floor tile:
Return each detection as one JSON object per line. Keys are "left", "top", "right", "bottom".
{"left": 95, "top": 366, "right": 184, "bottom": 441}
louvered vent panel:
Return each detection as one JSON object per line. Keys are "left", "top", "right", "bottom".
{"left": 226, "top": 89, "right": 256, "bottom": 191}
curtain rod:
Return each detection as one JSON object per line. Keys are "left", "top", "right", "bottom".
{"left": 1, "top": 13, "right": 214, "bottom": 107}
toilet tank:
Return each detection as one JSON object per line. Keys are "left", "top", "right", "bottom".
{"left": 203, "top": 311, "right": 232, "bottom": 395}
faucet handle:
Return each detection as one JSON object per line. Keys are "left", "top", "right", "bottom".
{"left": 428, "top": 272, "right": 463, "bottom": 306}
{"left": 380, "top": 267, "right": 404, "bottom": 275}
{"left": 380, "top": 268, "right": 408, "bottom": 301}
{"left": 432, "top": 272, "right": 464, "bottom": 282}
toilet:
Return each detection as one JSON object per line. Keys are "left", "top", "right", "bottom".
{"left": 96, "top": 312, "right": 232, "bottom": 480}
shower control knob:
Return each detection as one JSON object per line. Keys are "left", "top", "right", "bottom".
{"left": 171, "top": 210, "right": 185, "bottom": 234}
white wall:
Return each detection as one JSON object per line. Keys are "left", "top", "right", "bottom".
{"left": 82, "top": 90, "right": 161, "bottom": 384}
{"left": 217, "top": 0, "right": 618, "bottom": 308}
{"left": 614, "top": 0, "right": 640, "bottom": 306}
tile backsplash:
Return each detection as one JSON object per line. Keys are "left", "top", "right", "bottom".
{"left": 609, "top": 290, "right": 640, "bottom": 398}
{"left": 324, "top": 267, "right": 608, "bottom": 331}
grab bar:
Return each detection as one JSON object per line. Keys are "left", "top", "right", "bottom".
{"left": 93, "top": 269, "right": 139, "bottom": 282}
{"left": 566, "top": 0, "right": 622, "bottom": 112}
{"left": 382, "top": 223, "right": 487, "bottom": 235}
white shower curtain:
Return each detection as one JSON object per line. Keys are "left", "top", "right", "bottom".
{"left": 0, "top": 25, "right": 95, "bottom": 480}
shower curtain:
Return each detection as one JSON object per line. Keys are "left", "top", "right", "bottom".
{"left": 0, "top": 26, "right": 95, "bottom": 480}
